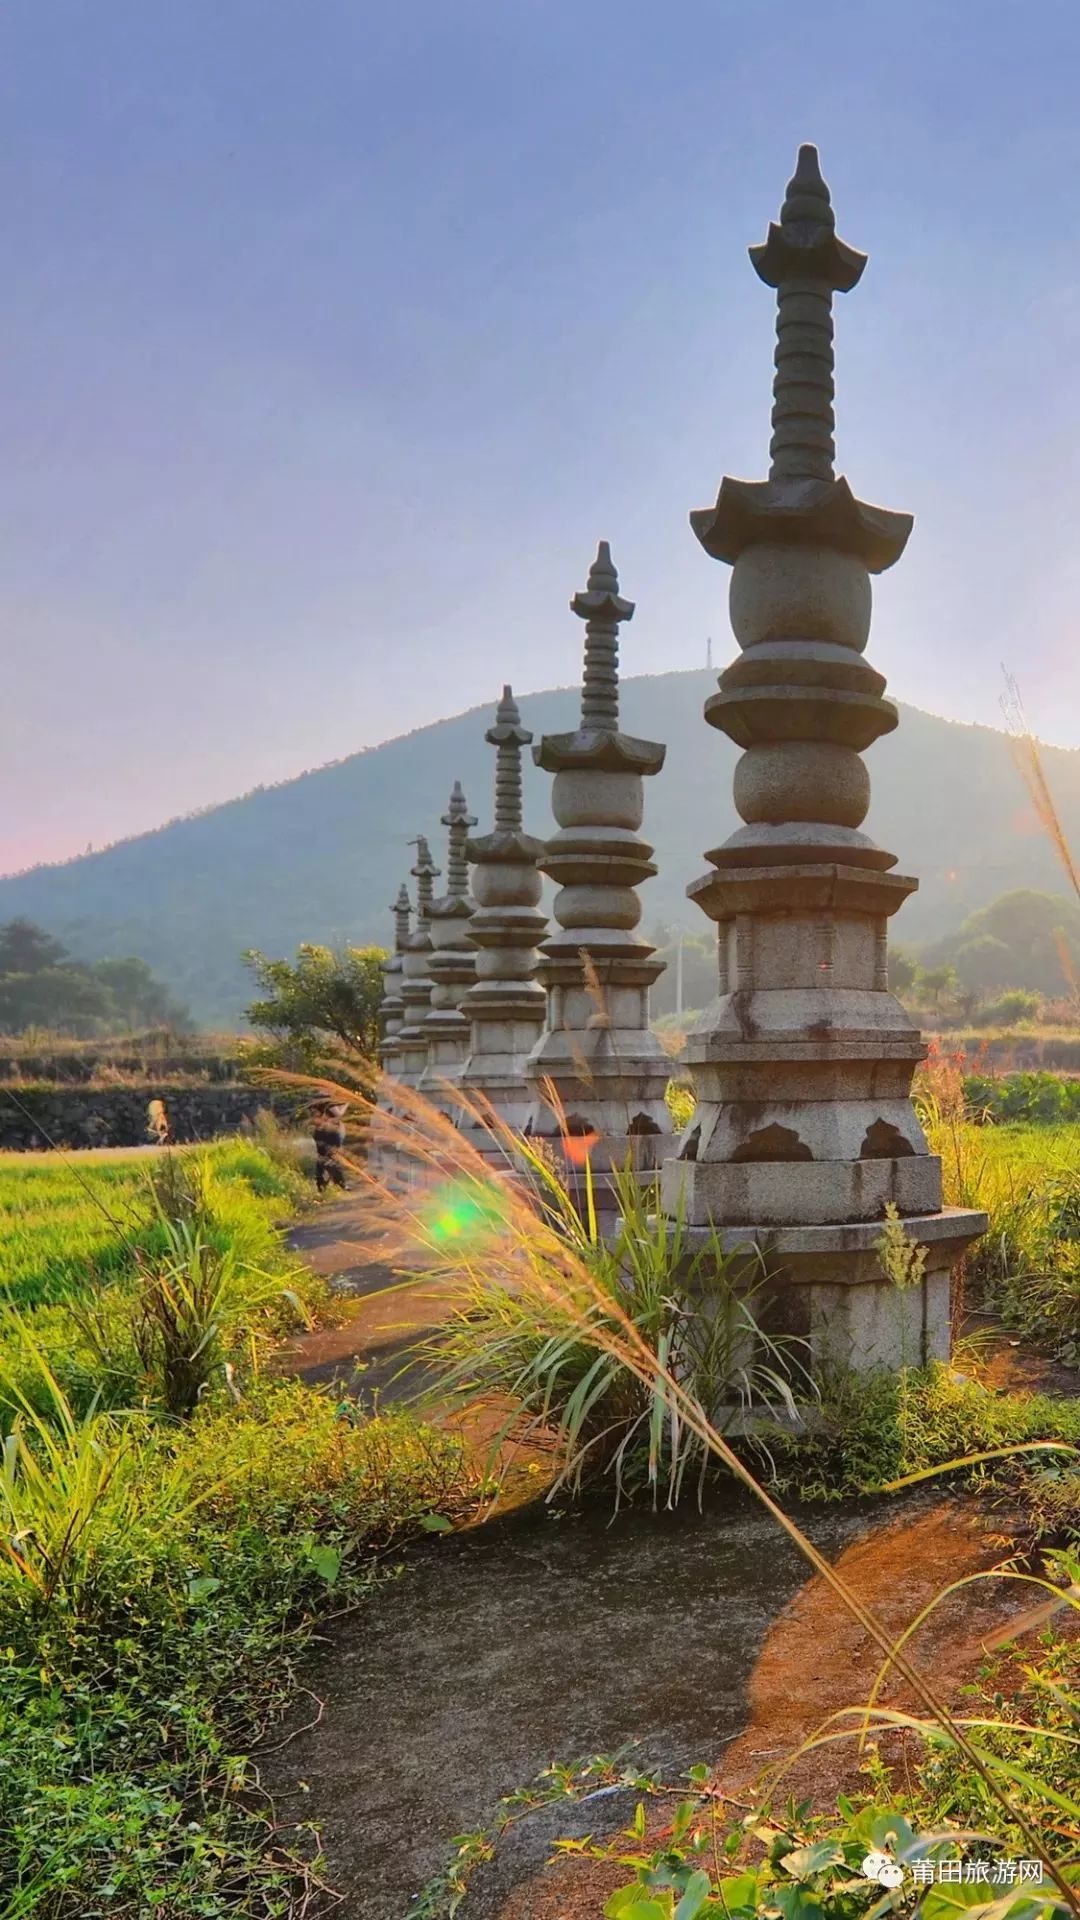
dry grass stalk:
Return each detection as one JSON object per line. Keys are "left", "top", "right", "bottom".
{"left": 259, "top": 1062, "right": 1078, "bottom": 1905}
{"left": 1001, "top": 669, "right": 1080, "bottom": 903}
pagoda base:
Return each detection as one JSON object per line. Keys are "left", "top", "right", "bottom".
{"left": 671, "top": 1207, "right": 987, "bottom": 1375}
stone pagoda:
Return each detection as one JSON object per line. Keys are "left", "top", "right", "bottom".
{"left": 459, "top": 687, "right": 548, "bottom": 1146}
{"left": 395, "top": 835, "right": 440, "bottom": 1086}
{"left": 661, "top": 144, "right": 985, "bottom": 1369}
{"left": 526, "top": 542, "right": 671, "bottom": 1194}
{"left": 377, "top": 882, "right": 412, "bottom": 1079}
{"left": 420, "top": 781, "right": 478, "bottom": 1108}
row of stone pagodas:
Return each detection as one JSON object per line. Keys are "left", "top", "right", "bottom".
{"left": 374, "top": 543, "right": 673, "bottom": 1193}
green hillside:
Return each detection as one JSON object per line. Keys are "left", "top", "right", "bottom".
{"left": 0, "top": 669, "right": 1075, "bottom": 1025}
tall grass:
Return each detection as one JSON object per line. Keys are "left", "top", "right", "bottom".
{"left": 421, "top": 1160, "right": 810, "bottom": 1508}
{"left": 0, "top": 1320, "right": 200, "bottom": 1613}
{"left": 270, "top": 1067, "right": 1080, "bottom": 1906}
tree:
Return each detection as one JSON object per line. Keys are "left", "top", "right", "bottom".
{"left": 918, "top": 964, "right": 959, "bottom": 1010}
{"left": 0, "top": 918, "right": 69, "bottom": 975}
{"left": 243, "top": 943, "right": 389, "bottom": 1069}
{"left": 0, "top": 966, "right": 114, "bottom": 1036}
{"left": 948, "top": 933, "right": 1016, "bottom": 994}
{"left": 924, "top": 890, "right": 1080, "bottom": 998}
{"left": 0, "top": 917, "right": 190, "bottom": 1036}
{"left": 887, "top": 947, "right": 919, "bottom": 994}
{"left": 91, "top": 956, "right": 189, "bottom": 1031}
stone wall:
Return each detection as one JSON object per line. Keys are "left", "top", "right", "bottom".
{"left": 0, "top": 1085, "right": 293, "bottom": 1152}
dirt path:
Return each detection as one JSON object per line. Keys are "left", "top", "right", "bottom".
{"left": 280, "top": 1188, "right": 459, "bottom": 1403}
{"left": 275, "top": 1198, "right": 1080, "bottom": 1919}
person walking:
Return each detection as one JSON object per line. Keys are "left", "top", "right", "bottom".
{"left": 310, "top": 1099, "right": 348, "bottom": 1192}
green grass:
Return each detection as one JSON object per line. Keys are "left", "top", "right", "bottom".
{"left": 0, "top": 1372, "right": 476, "bottom": 1918}
{"left": 0, "top": 1140, "right": 480, "bottom": 1917}
{"left": 0, "top": 1141, "right": 304, "bottom": 1310}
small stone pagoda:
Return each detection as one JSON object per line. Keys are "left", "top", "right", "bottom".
{"left": 459, "top": 687, "right": 548, "bottom": 1145}
{"left": 421, "top": 781, "right": 478, "bottom": 1107}
{"left": 395, "top": 835, "right": 440, "bottom": 1086}
{"left": 526, "top": 542, "right": 672, "bottom": 1192}
{"left": 661, "top": 145, "right": 986, "bottom": 1369}
{"left": 377, "top": 882, "right": 412, "bottom": 1078}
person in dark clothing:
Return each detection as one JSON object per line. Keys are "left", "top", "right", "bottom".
{"left": 310, "top": 1101, "right": 348, "bottom": 1192}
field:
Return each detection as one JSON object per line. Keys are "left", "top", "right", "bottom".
{"left": 0, "top": 1139, "right": 303, "bottom": 1308}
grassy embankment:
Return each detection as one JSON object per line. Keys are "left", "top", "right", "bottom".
{"left": 0, "top": 1141, "right": 476, "bottom": 1918}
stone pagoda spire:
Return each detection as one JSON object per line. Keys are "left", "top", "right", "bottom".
{"left": 662, "top": 145, "right": 985, "bottom": 1370}
{"left": 420, "top": 780, "right": 478, "bottom": 1105}
{"left": 395, "top": 835, "right": 440, "bottom": 1086}
{"left": 525, "top": 543, "right": 671, "bottom": 1196}
{"left": 459, "top": 687, "right": 548, "bottom": 1142}
{"left": 377, "top": 883, "right": 412, "bottom": 1078}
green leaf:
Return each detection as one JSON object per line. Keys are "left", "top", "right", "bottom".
{"left": 711, "top": 1870, "right": 759, "bottom": 1912}
{"left": 305, "top": 1542, "right": 342, "bottom": 1585}
{"left": 771, "top": 1887, "right": 825, "bottom": 1920}
{"left": 419, "top": 1513, "right": 453, "bottom": 1533}
{"left": 604, "top": 1894, "right": 672, "bottom": 1920}
{"left": 675, "top": 1872, "right": 713, "bottom": 1919}
{"left": 919, "top": 1886, "right": 1002, "bottom": 1920}
{"left": 670, "top": 1799, "right": 698, "bottom": 1843}
{"left": 185, "top": 1575, "right": 222, "bottom": 1603}
{"left": 780, "top": 1843, "right": 844, "bottom": 1881}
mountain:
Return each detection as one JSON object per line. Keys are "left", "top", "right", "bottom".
{"left": 1, "top": 669, "right": 1075, "bottom": 1026}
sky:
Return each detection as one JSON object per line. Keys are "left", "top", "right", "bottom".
{"left": 4, "top": 0, "right": 1080, "bottom": 874}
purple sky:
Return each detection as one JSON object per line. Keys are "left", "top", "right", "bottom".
{"left": 4, "top": 0, "right": 1080, "bottom": 874}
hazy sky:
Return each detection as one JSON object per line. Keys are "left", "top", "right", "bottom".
{"left": 4, "top": 0, "right": 1080, "bottom": 874}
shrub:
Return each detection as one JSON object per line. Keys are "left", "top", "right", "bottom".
{"left": 972, "top": 988, "right": 1045, "bottom": 1028}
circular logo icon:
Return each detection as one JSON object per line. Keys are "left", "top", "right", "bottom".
{"left": 861, "top": 1850, "right": 905, "bottom": 1888}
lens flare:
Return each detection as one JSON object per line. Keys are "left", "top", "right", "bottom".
{"left": 561, "top": 1130, "right": 601, "bottom": 1167}
{"left": 422, "top": 1180, "right": 507, "bottom": 1249}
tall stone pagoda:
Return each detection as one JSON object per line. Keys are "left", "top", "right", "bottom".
{"left": 395, "top": 835, "right": 440, "bottom": 1086}
{"left": 420, "top": 781, "right": 478, "bottom": 1106}
{"left": 377, "top": 882, "right": 412, "bottom": 1078}
{"left": 661, "top": 144, "right": 985, "bottom": 1368}
{"left": 526, "top": 542, "right": 671, "bottom": 1192}
{"left": 459, "top": 687, "right": 548, "bottom": 1144}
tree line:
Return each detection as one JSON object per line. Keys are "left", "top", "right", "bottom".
{"left": 0, "top": 920, "right": 189, "bottom": 1037}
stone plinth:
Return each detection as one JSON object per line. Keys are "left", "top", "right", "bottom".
{"left": 459, "top": 687, "right": 548, "bottom": 1144}
{"left": 661, "top": 146, "right": 985, "bottom": 1371}
{"left": 420, "top": 781, "right": 478, "bottom": 1109}
{"left": 526, "top": 543, "right": 672, "bottom": 1200}
{"left": 396, "top": 836, "right": 440, "bottom": 1087}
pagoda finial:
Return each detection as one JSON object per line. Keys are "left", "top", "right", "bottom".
{"left": 749, "top": 144, "right": 867, "bottom": 486}
{"left": 780, "top": 142, "right": 835, "bottom": 231}
{"left": 391, "top": 882, "right": 411, "bottom": 953}
{"left": 441, "top": 781, "right": 477, "bottom": 898}
{"left": 408, "top": 835, "right": 440, "bottom": 929}
{"left": 570, "top": 541, "right": 635, "bottom": 734}
{"left": 485, "top": 685, "right": 532, "bottom": 831}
